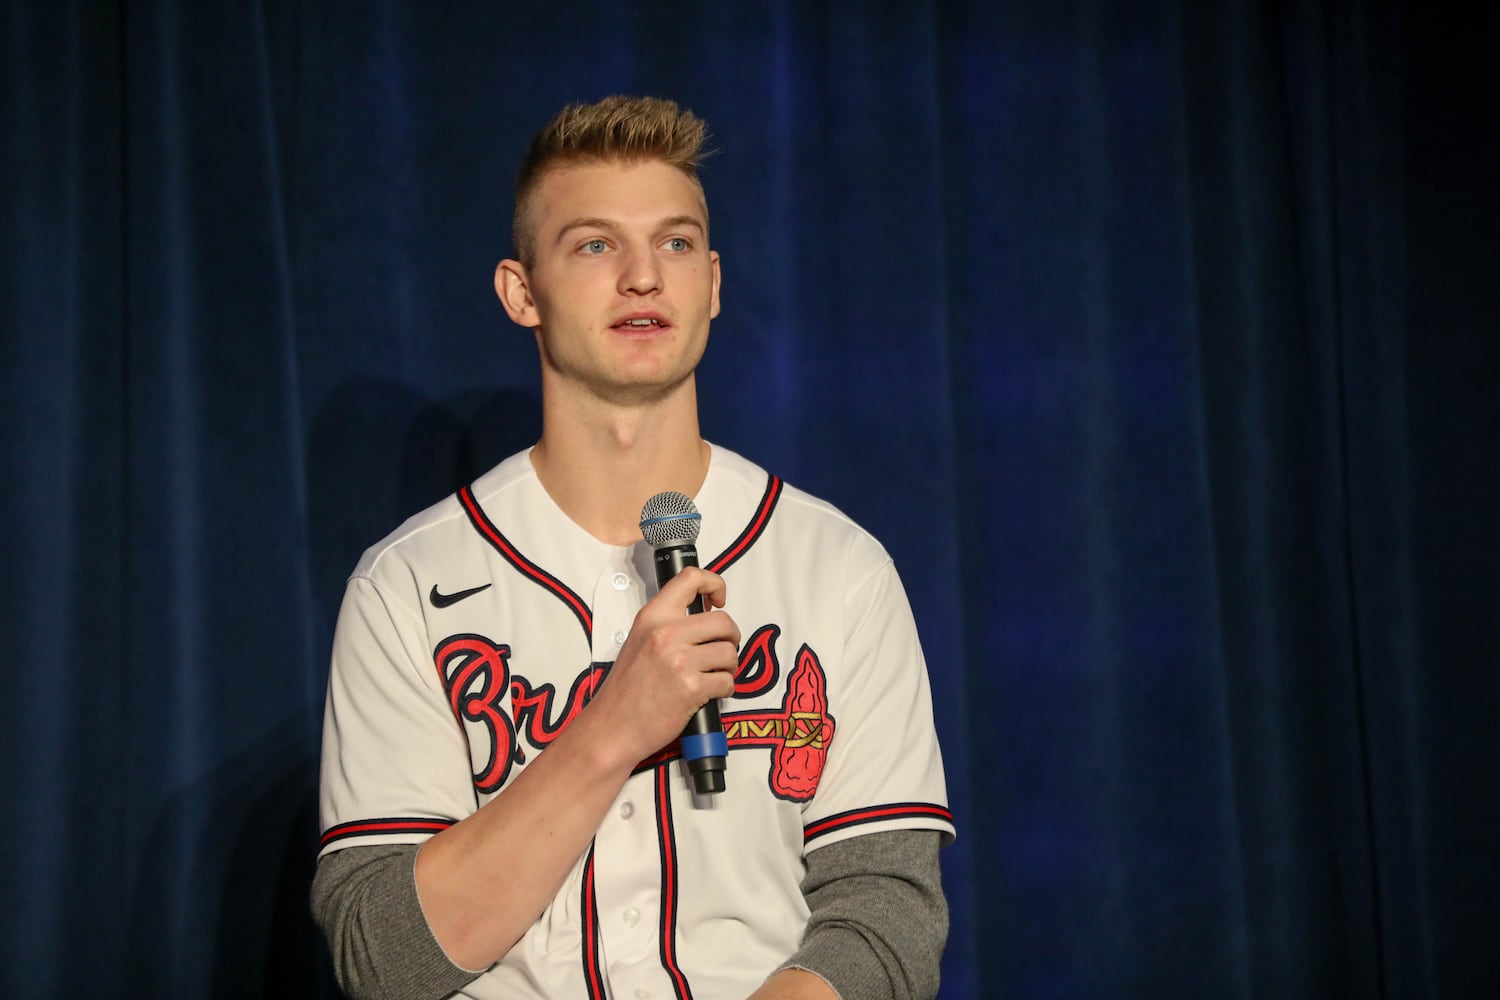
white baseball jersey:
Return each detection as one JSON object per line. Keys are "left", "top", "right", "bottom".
{"left": 318, "top": 443, "right": 954, "bottom": 999}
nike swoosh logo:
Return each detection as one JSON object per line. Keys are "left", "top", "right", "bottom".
{"left": 429, "top": 583, "right": 492, "bottom": 609}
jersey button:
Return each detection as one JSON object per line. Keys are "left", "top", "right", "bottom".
{"left": 619, "top": 801, "right": 634, "bottom": 820}
{"left": 612, "top": 629, "right": 628, "bottom": 646}
{"left": 634, "top": 989, "right": 651, "bottom": 1000}
{"left": 622, "top": 907, "right": 641, "bottom": 928}
{"left": 611, "top": 572, "right": 630, "bottom": 591}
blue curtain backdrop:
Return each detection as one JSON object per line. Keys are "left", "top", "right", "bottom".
{"left": 4, "top": 1, "right": 1497, "bottom": 997}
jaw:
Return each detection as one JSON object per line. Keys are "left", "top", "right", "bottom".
{"left": 536, "top": 335, "right": 703, "bottom": 413}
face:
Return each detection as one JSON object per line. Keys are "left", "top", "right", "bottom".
{"left": 496, "top": 159, "right": 721, "bottom": 408}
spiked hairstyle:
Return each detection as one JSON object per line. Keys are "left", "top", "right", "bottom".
{"left": 511, "top": 95, "right": 713, "bottom": 265}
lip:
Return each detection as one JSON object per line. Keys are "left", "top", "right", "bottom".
{"left": 610, "top": 311, "right": 672, "bottom": 333}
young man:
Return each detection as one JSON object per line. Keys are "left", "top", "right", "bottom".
{"left": 313, "top": 96, "right": 954, "bottom": 1000}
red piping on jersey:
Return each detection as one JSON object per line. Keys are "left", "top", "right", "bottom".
{"left": 458, "top": 485, "right": 593, "bottom": 640}
{"left": 706, "top": 474, "right": 783, "bottom": 573}
{"left": 319, "top": 817, "right": 454, "bottom": 849}
{"left": 581, "top": 846, "right": 606, "bottom": 999}
{"left": 802, "top": 802, "right": 955, "bottom": 844}
{"left": 655, "top": 766, "right": 695, "bottom": 999}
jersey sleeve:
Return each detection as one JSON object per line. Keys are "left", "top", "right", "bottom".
{"left": 801, "top": 541, "right": 956, "bottom": 852}
{"left": 318, "top": 572, "right": 479, "bottom": 858}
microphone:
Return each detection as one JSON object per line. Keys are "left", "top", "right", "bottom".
{"left": 640, "top": 491, "right": 727, "bottom": 795}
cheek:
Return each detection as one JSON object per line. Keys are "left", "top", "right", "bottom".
{"left": 681, "top": 264, "right": 720, "bottom": 317}
{"left": 533, "top": 285, "right": 592, "bottom": 327}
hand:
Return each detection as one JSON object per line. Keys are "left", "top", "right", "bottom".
{"left": 587, "top": 566, "right": 740, "bottom": 765}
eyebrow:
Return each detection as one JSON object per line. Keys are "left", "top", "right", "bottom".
{"left": 553, "top": 214, "right": 707, "bottom": 246}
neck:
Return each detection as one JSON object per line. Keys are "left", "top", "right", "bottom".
{"left": 530, "top": 377, "right": 710, "bottom": 546}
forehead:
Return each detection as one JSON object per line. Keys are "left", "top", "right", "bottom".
{"left": 528, "top": 159, "right": 709, "bottom": 235}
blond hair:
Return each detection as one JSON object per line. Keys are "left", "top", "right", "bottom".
{"left": 512, "top": 95, "right": 713, "bottom": 265}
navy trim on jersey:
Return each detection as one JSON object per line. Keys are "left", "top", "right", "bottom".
{"left": 654, "top": 766, "right": 694, "bottom": 999}
{"left": 802, "top": 802, "right": 955, "bottom": 846}
{"left": 581, "top": 846, "right": 606, "bottom": 1000}
{"left": 319, "top": 817, "right": 455, "bottom": 850}
{"left": 457, "top": 484, "right": 593, "bottom": 641}
{"left": 706, "top": 474, "right": 783, "bottom": 573}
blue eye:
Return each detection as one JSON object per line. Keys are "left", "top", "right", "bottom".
{"left": 581, "top": 239, "right": 608, "bottom": 254}
{"left": 664, "top": 237, "right": 690, "bottom": 252}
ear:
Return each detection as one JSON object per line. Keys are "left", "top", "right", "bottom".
{"left": 495, "top": 259, "right": 540, "bottom": 328}
{"left": 709, "top": 250, "right": 722, "bottom": 320}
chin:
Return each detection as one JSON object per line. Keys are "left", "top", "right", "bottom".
{"left": 593, "top": 371, "right": 697, "bottom": 408}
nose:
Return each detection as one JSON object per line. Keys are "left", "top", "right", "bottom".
{"left": 618, "top": 244, "right": 662, "bottom": 296}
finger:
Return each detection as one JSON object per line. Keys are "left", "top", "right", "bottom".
{"left": 679, "top": 640, "right": 740, "bottom": 700}
{"left": 711, "top": 667, "right": 737, "bottom": 701}
{"left": 654, "top": 566, "right": 726, "bottom": 613}
{"left": 671, "top": 609, "right": 741, "bottom": 651}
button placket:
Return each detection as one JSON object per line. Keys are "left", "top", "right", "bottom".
{"left": 591, "top": 563, "right": 641, "bottom": 662}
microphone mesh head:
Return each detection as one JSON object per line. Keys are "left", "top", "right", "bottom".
{"left": 639, "top": 491, "right": 701, "bottom": 547}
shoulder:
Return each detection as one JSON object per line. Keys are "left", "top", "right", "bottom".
{"left": 705, "top": 443, "right": 893, "bottom": 579}
{"left": 349, "top": 449, "right": 538, "bottom": 582}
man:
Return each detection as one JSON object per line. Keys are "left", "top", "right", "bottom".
{"left": 313, "top": 95, "right": 954, "bottom": 1000}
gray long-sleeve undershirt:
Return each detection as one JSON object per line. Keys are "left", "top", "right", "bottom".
{"left": 311, "top": 828, "right": 947, "bottom": 1000}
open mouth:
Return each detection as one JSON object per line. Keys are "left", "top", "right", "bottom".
{"left": 614, "top": 316, "right": 669, "bottom": 331}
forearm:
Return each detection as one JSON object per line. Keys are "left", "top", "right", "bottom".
{"left": 315, "top": 764, "right": 644, "bottom": 1000}
{"left": 318, "top": 564, "right": 740, "bottom": 991}
{"left": 414, "top": 566, "right": 741, "bottom": 970}
{"left": 414, "top": 703, "right": 639, "bottom": 969}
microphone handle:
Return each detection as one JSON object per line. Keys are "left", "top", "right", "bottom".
{"left": 654, "top": 544, "right": 707, "bottom": 614}
{"left": 652, "top": 542, "right": 727, "bottom": 794}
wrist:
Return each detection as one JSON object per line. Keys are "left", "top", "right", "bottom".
{"left": 566, "top": 697, "right": 651, "bottom": 777}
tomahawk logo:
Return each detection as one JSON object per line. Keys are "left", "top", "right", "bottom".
{"left": 723, "top": 641, "right": 834, "bottom": 802}
{"left": 434, "top": 623, "right": 835, "bottom": 800}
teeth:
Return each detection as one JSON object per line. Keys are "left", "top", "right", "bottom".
{"left": 624, "top": 319, "right": 658, "bottom": 327}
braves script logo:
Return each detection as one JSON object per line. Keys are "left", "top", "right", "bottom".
{"left": 433, "top": 623, "right": 834, "bottom": 801}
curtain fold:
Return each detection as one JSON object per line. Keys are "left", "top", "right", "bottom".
{"left": 3, "top": 0, "right": 130, "bottom": 989}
